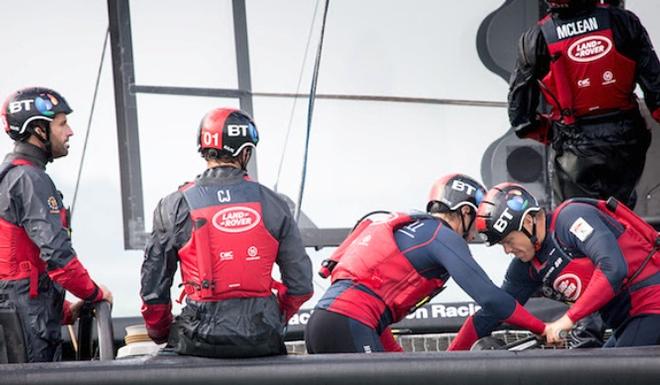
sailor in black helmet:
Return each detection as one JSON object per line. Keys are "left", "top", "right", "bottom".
{"left": 140, "top": 107, "right": 313, "bottom": 358}
{"left": 0, "top": 87, "right": 112, "bottom": 362}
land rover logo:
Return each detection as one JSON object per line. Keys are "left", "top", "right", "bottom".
{"left": 552, "top": 273, "right": 582, "bottom": 301}
{"left": 568, "top": 35, "right": 612, "bottom": 63}
{"left": 212, "top": 206, "right": 261, "bottom": 233}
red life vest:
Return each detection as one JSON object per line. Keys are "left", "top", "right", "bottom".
{"left": 0, "top": 159, "right": 70, "bottom": 298}
{"left": 547, "top": 198, "right": 660, "bottom": 299}
{"left": 532, "top": 241, "right": 597, "bottom": 303}
{"left": 177, "top": 183, "right": 280, "bottom": 302}
{"left": 539, "top": 6, "right": 637, "bottom": 125}
{"left": 329, "top": 213, "right": 446, "bottom": 323}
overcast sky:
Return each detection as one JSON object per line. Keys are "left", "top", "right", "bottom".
{"left": 0, "top": 0, "right": 658, "bottom": 317}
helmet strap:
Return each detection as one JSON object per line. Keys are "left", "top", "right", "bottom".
{"left": 521, "top": 215, "right": 541, "bottom": 251}
{"left": 32, "top": 123, "right": 54, "bottom": 162}
{"left": 460, "top": 207, "right": 476, "bottom": 240}
{"left": 237, "top": 148, "right": 252, "bottom": 171}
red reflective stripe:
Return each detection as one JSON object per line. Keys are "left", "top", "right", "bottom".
{"left": 10, "top": 159, "right": 32, "bottom": 166}
{"left": 448, "top": 316, "right": 479, "bottom": 351}
{"left": 504, "top": 302, "right": 545, "bottom": 335}
{"left": 379, "top": 328, "right": 403, "bottom": 352}
{"left": 141, "top": 302, "right": 172, "bottom": 343}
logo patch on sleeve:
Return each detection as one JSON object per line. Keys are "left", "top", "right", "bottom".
{"left": 569, "top": 217, "right": 593, "bottom": 242}
{"left": 47, "top": 196, "right": 60, "bottom": 213}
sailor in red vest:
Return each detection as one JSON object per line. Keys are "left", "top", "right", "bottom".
{"left": 305, "top": 174, "right": 547, "bottom": 353}
{"left": 0, "top": 87, "right": 113, "bottom": 362}
{"left": 509, "top": 0, "right": 660, "bottom": 207}
{"left": 449, "top": 183, "right": 660, "bottom": 350}
{"left": 140, "top": 107, "right": 313, "bottom": 358}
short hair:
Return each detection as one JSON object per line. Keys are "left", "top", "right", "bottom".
{"left": 201, "top": 148, "right": 236, "bottom": 162}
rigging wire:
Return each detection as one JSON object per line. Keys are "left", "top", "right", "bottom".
{"left": 295, "top": 0, "right": 330, "bottom": 222}
{"left": 71, "top": 26, "right": 110, "bottom": 219}
{"left": 274, "top": 0, "right": 322, "bottom": 193}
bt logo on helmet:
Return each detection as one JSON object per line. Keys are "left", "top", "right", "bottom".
{"left": 451, "top": 180, "right": 476, "bottom": 195}
{"left": 8, "top": 100, "right": 34, "bottom": 113}
{"left": 493, "top": 208, "right": 514, "bottom": 233}
{"left": 227, "top": 124, "right": 249, "bottom": 137}
{"left": 9, "top": 94, "right": 58, "bottom": 116}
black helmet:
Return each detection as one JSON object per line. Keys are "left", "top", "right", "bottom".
{"left": 476, "top": 183, "right": 541, "bottom": 246}
{"left": 198, "top": 108, "right": 258, "bottom": 157}
{"left": 427, "top": 174, "right": 486, "bottom": 239}
{"left": 427, "top": 174, "right": 486, "bottom": 212}
{"left": 545, "top": 0, "right": 598, "bottom": 9}
{"left": 1, "top": 87, "right": 72, "bottom": 142}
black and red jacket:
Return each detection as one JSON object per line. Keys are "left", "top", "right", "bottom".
{"left": 0, "top": 142, "right": 102, "bottom": 361}
{"left": 140, "top": 166, "right": 313, "bottom": 344}
{"left": 509, "top": 4, "right": 660, "bottom": 138}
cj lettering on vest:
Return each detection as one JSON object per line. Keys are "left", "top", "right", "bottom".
{"left": 556, "top": 17, "right": 598, "bottom": 40}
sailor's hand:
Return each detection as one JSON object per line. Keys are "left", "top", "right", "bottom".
{"left": 545, "top": 313, "right": 574, "bottom": 345}
{"left": 70, "top": 300, "right": 85, "bottom": 320}
{"left": 99, "top": 284, "right": 113, "bottom": 305}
